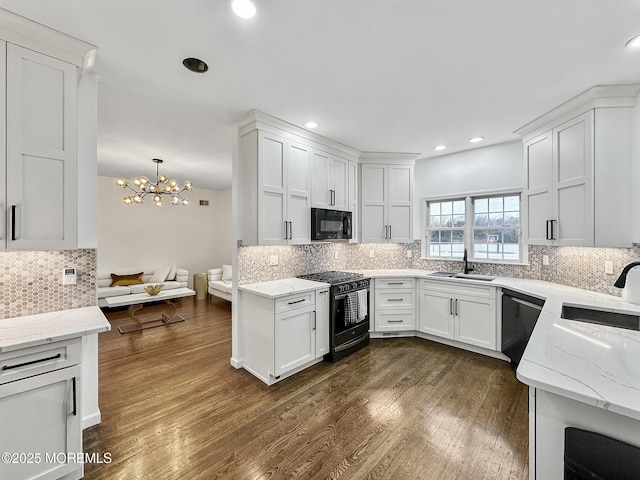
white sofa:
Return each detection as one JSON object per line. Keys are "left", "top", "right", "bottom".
{"left": 97, "top": 266, "right": 189, "bottom": 307}
{"left": 208, "top": 266, "right": 232, "bottom": 302}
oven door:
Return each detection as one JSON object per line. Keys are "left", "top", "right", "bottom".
{"left": 333, "top": 289, "right": 369, "bottom": 336}
{"left": 311, "top": 208, "right": 352, "bottom": 240}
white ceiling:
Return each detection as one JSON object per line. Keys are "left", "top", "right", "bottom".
{"left": 1, "top": 0, "right": 639, "bottom": 191}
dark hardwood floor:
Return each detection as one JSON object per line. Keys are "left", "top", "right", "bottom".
{"left": 84, "top": 298, "right": 529, "bottom": 480}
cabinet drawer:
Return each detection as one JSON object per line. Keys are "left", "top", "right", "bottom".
{"left": 419, "top": 280, "right": 494, "bottom": 298}
{"left": 375, "top": 290, "right": 415, "bottom": 309}
{"left": 275, "top": 292, "right": 315, "bottom": 314}
{"left": 376, "top": 311, "right": 415, "bottom": 332}
{"left": 376, "top": 278, "right": 415, "bottom": 289}
{"left": 0, "top": 338, "right": 82, "bottom": 385}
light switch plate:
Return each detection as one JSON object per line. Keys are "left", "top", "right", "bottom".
{"left": 605, "top": 260, "right": 614, "bottom": 274}
{"left": 542, "top": 255, "right": 549, "bottom": 266}
{"left": 406, "top": 250, "right": 413, "bottom": 258}
{"left": 62, "top": 267, "right": 77, "bottom": 285}
{"left": 269, "top": 255, "right": 278, "bottom": 266}
{"left": 369, "top": 250, "right": 375, "bottom": 258}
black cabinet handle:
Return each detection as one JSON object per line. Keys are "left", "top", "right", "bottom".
{"left": 288, "top": 221, "right": 292, "bottom": 239}
{"left": 11, "top": 205, "right": 16, "bottom": 241}
{"left": 2, "top": 353, "right": 61, "bottom": 371}
{"left": 287, "top": 298, "right": 306, "bottom": 305}
{"left": 388, "top": 319, "right": 404, "bottom": 323}
{"left": 72, "top": 377, "right": 77, "bottom": 416}
{"left": 389, "top": 225, "right": 392, "bottom": 239}
{"left": 449, "top": 298, "right": 453, "bottom": 315}
{"left": 550, "top": 219, "right": 556, "bottom": 240}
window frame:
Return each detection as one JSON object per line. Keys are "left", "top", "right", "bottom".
{"left": 422, "top": 189, "right": 527, "bottom": 264}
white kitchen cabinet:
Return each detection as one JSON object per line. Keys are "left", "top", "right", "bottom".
{"left": 373, "top": 277, "right": 416, "bottom": 332}
{"left": 236, "top": 111, "right": 360, "bottom": 246}
{"left": 257, "top": 132, "right": 311, "bottom": 245}
{"left": 241, "top": 286, "right": 328, "bottom": 385}
{"left": 519, "top": 85, "right": 637, "bottom": 247}
{"left": 0, "top": 338, "right": 83, "bottom": 480}
{"left": 310, "top": 150, "right": 348, "bottom": 211}
{"left": 418, "top": 280, "right": 497, "bottom": 350}
{"left": 347, "top": 160, "right": 358, "bottom": 242}
{"left": 360, "top": 163, "right": 414, "bottom": 243}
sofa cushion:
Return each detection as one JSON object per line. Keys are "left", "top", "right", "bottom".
{"left": 222, "top": 264, "right": 232, "bottom": 282}
{"left": 149, "top": 265, "right": 171, "bottom": 283}
{"left": 98, "top": 286, "right": 132, "bottom": 298}
{"left": 209, "top": 280, "right": 232, "bottom": 295}
{"left": 110, "top": 272, "right": 144, "bottom": 287}
{"left": 167, "top": 263, "right": 177, "bottom": 281}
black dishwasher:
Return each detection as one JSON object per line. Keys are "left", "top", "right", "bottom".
{"left": 501, "top": 289, "right": 545, "bottom": 365}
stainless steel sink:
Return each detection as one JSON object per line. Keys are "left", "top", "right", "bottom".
{"left": 561, "top": 305, "right": 640, "bottom": 331}
{"left": 427, "top": 272, "right": 495, "bottom": 282}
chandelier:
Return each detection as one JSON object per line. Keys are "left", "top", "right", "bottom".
{"left": 115, "top": 158, "right": 192, "bottom": 207}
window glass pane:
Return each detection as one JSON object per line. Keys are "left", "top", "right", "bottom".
{"left": 429, "top": 231, "right": 440, "bottom": 243}
{"left": 441, "top": 215, "right": 453, "bottom": 228}
{"left": 504, "top": 196, "right": 519, "bottom": 212}
{"left": 429, "top": 244, "right": 440, "bottom": 256}
{"left": 453, "top": 214, "right": 465, "bottom": 227}
{"left": 452, "top": 230, "right": 464, "bottom": 244}
{"left": 453, "top": 200, "right": 465, "bottom": 215}
{"left": 441, "top": 231, "right": 451, "bottom": 243}
{"left": 430, "top": 202, "right": 441, "bottom": 216}
{"left": 489, "top": 212, "right": 503, "bottom": 227}
{"left": 452, "top": 243, "right": 465, "bottom": 257}
{"left": 475, "top": 198, "right": 488, "bottom": 214}
{"left": 474, "top": 213, "right": 488, "bottom": 227}
{"left": 503, "top": 229, "right": 520, "bottom": 260}
{"left": 504, "top": 211, "right": 520, "bottom": 227}
{"left": 487, "top": 230, "right": 503, "bottom": 259}
{"left": 489, "top": 197, "right": 503, "bottom": 212}
{"left": 430, "top": 216, "right": 441, "bottom": 228}
{"left": 473, "top": 230, "right": 488, "bottom": 258}
{"left": 440, "top": 244, "right": 452, "bottom": 256}
{"left": 441, "top": 202, "right": 452, "bottom": 215}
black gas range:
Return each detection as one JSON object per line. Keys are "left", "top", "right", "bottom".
{"left": 298, "top": 271, "right": 370, "bottom": 362}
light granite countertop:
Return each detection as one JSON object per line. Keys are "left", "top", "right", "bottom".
{"left": 0, "top": 306, "right": 111, "bottom": 353}
{"left": 242, "top": 269, "right": 640, "bottom": 420}
{"left": 238, "top": 278, "right": 330, "bottom": 298}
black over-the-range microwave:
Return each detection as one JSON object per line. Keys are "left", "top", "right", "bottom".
{"left": 311, "top": 208, "right": 353, "bottom": 241}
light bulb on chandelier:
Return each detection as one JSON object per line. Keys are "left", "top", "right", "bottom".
{"left": 116, "top": 158, "right": 192, "bottom": 206}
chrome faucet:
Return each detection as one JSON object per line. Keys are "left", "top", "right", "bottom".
{"left": 463, "top": 248, "right": 474, "bottom": 275}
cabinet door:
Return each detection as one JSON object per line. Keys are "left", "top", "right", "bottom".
{"left": 275, "top": 307, "right": 315, "bottom": 376}
{"left": 348, "top": 160, "right": 358, "bottom": 242}
{"left": 360, "top": 164, "right": 387, "bottom": 243}
{"left": 258, "top": 133, "right": 286, "bottom": 244}
{"left": 524, "top": 131, "right": 553, "bottom": 245}
{"left": 286, "top": 141, "right": 311, "bottom": 244}
{"left": 454, "top": 294, "right": 496, "bottom": 350}
{"left": 0, "top": 366, "right": 81, "bottom": 480}
{"left": 388, "top": 165, "right": 413, "bottom": 242}
{"left": 315, "top": 288, "right": 330, "bottom": 357}
{"left": 332, "top": 155, "right": 349, "bottom": 210}
{"left": 418, "top": 289, "right": 454, "bottom": 339}
{"left": 553, "top": 111, "right": 594, "bottom": 246}
{"left": 310, "top": 150, "right": 331, "bottom": 208}
{"left": 0, "top": 42, "right": 5, "bottom": 249}
{"left": 6, "top": 44, "right": 78, "bottom": 251}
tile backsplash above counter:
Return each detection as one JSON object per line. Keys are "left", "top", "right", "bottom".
{"left": 238, "top": 242, "right": 640, "bottom": 297}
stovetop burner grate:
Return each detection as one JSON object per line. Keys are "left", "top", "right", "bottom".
{"left": 297, "top": 270, "right": 363, "bottom": 284}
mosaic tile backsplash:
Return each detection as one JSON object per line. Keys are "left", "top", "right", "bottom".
{"left": 0, "top": 249, "right": 97, "bottom": 319}
{"left": 238, "top": 242, "right": 640, "bottom": 296}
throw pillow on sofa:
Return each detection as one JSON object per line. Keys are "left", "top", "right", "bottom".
{"left": 110, "top": 272, "right": 144, "bottom": 287}
{"left": 222, "top": 264, "right": 232, "bottom": 284}
{"left": 149, "top": 265, "right": 172, "bottom": 283}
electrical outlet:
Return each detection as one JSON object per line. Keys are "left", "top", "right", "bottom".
{"left": 369, "top": 250, "right": 375, "bottom": 258}
{"left": 542, "top": 255, "right": 549, "bottom": 266}
{"left": 406, "top": 250, "right": 412, "bottom": 258}
{"left": 605, "top": 260, "right": 614, "bottom": 275}
{"left": 334, "top": 251, "right": 339, "bottom": 260}
{"left": 269, "top": 255, "right": 279, "bottom": 266}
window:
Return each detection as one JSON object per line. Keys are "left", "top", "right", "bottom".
{"left": 425, "top": 193, "right": 522, "bottom": 262}
{"left": 472, "top": 195, "right": 520, "bottom": 261}
{"left": 427, "top": 199, "right": 465, "bottom": 258}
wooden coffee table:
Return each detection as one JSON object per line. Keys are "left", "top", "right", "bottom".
{"left": 104, "top": 288, "right": 196, "bottom": 333}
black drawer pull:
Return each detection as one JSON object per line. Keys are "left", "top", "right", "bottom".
{"left": 388, "top": 319, "right": 404, "bottom": 323}
{"left": 387, "top": 298, "right": 404, "bottom": 302}
{"left": 287, "top": 298, "right": 306, "bottom": 305}
{"left": 2, "top": 353, "right": 62, "bottom": 371}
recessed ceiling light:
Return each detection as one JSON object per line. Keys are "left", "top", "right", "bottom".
{"left": 303, "top": 121, "right": 319, "bottom": 129}
{"left": 625, "top": 33, "right": 640, "bottom": 48}
{"left": 468, "top": 136, "right": 485, "bottom": 143}
{"left": 231, "top": 0, "right": 256, "bottom": 19}
{"left": 182, "top": 58, "right": 208, "bottom": 73}
{"left": 434, "top": 145, "right": 446, "bottom": 151}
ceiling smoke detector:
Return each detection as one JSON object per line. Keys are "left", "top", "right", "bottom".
{"left": 182, "top": 58, "right": 209, "bottom": 73}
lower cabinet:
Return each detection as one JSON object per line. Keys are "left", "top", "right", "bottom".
{"left": 418, "top": 280, "right": 497, "bottom": 351}
{"left": 241, "top": 287, "right": 329, "bottom": 385}
{"left": 0, "top": 339, "right": 83, "bottom": 480}
{"left": 373, "top": 277, "right": 416, "bottom": 332}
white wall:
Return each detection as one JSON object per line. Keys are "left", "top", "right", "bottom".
{"left": 97, "top": 176, "right": 232, "bottom": 287}
{"left": 413, "top": 140, "right": 524, "bottom": 237}
{"left": 633, "top": 92, "right": 640, "bottom": 243}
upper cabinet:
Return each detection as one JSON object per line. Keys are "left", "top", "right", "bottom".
{"left": 0, "top": 10, "right": 97, "bottom": 251}
{"left": 236, "top": 111, "right": 360, "bottom": 246}
{"left": 310, "top": 150, "right": 349, "bottom": 211}
{"left": 517, "top": 85, "right": 638, "bottom": 248}
{"left": 360, "top": 153, "right": 416, "bottom": 243}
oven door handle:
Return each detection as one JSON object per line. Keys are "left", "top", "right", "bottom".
{"left": 334, "top": 334, "right": 369, "bottom": 353}
{"left": 334, "top": 290, "right": 369, "bottom": 301}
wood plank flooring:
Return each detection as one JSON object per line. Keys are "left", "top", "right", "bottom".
{"left": 83, "top": 298, "right": 528, "bottom": 480}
